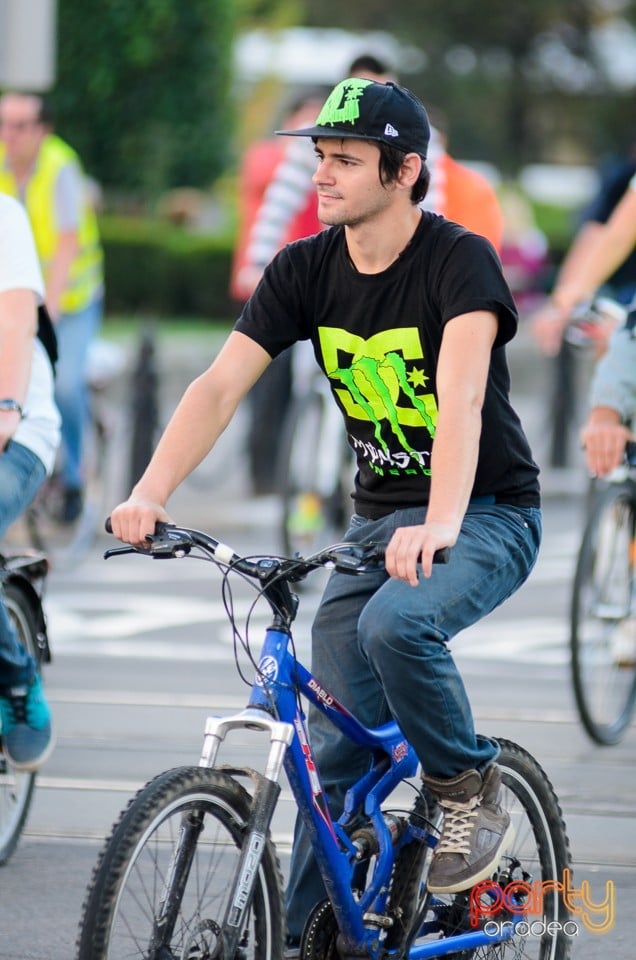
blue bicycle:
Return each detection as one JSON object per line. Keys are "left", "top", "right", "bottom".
{"left": 77, "top": 523, "right": 572, "bottom": 960}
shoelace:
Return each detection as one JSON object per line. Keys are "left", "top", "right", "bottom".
{"left": 2, "top": 691, "right": 28, "bottom": 728}
{"left": 436, "top": 795, "right": 481, "bottom": 855}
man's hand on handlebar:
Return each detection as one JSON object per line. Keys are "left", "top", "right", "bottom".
{"left": 109, "top": 497, "right": 173, "bottom": 549}
{"left": 385, "top": 521, "right": 456, "bottom": 586}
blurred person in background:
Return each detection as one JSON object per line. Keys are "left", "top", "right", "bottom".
{"left": 531, "top": 148, "right": 636, "bottom": 468}
{"left": 580, "top": 311, "right": 635, "bottom": 478}
{"left": 0, "top": 92, "right": 104, "bottom": 523}
{"left": 539, "top": 172, "right": 636, "bottom": 477}
{"left": 541, "top": 170, "right": 636, "bottom": 321}
{"left": 0, "top": 192, "right": 60, "bottom": 770}
{"left": 533, "top": 147, "right": 636, "bottom": 356}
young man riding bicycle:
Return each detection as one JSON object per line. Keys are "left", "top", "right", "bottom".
{"left": 110, "top": 78, "right": 541, "bottom": 953}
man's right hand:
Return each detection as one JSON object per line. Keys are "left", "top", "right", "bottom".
{"left": 109, "top": 496, "right": 172, "bottom": 548}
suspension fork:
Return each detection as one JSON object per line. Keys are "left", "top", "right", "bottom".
{"left": 202, "top": 708, "right": 296, "bottom": 958}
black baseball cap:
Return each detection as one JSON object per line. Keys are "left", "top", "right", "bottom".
{"left": 277, "top": 78, "right": 430, "bottom": 160}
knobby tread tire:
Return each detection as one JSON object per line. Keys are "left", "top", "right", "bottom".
{"left": 76, "top": 765, "right": 285, "bottom": 960}
{"left": 389, "top": 739, "right": 572, "bottom": 960}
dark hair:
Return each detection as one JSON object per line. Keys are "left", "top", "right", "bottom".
{"left": 348, "top": 53, "right": 393, "bottom": 78}
{"left": 5, "top": 91, "right": 55, "bottom": 126}
{"left": 378, "top": 141, "right": 430, "bottom": 204}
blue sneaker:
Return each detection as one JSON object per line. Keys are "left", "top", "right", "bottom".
{"left": 0, "top": 675, "right": 54, "bottom": 771}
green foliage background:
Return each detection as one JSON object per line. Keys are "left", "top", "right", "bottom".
{"left": 52, "top": 0, "right": 236, "bottom": 199}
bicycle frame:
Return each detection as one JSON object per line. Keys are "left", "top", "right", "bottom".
{"left": 198, "top": 622, "right": 517, "bottom": 959}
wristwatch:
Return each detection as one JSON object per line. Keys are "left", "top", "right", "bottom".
{"left": 0, "top": 398, "right": 24, "bottom": 418}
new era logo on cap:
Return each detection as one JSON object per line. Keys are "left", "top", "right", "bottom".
{"left": 277, "top": 78, "right": 430, "bottom": 160}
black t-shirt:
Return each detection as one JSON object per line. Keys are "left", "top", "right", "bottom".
{"left": 236, "top": 212, "right": 540, "bottom": 516}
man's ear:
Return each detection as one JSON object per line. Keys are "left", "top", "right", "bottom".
{"left": 398, "top": 153, "right": 423, "bottom": 190}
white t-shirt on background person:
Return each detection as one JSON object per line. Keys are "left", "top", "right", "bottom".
{"left": 0, "top": 193, "right": 60, "bottom": 473}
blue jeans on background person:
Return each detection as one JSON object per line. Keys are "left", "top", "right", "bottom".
{"left": 284, "top": 500, "right": 542, "bottom": 940}
{"left": 54, "top": 297, "right": 103, "bottom": 490}
{"left": 0, "top": 441, "right": 46, "bottom": 688}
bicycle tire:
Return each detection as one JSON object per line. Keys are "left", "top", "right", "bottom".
{"left": 570, "top": 481, "right": 636, "bottom": 745}
{"left": 279, "top": 390, "right": 352, "bottom": 558}
{"left": 390, "top": 739, "right": 572, "bottom": 960}
{"left": 76, "top": 765, "right": 285, "bottom": 960}
{"left": 0, "top": 582, "right": 39, "bottom": 865}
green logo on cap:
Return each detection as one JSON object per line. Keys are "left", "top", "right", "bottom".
{"left": 316, "top": 78, "right": 373, "bottom": 127}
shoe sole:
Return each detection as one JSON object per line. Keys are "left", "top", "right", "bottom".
{"left": 4, "top": 725, "right": 56, "bottom": 773}
{"left": 425, "top": 820, "right": 515, "bottom": 895}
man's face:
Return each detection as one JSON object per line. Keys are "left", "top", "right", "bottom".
{"left": 0, "top": 94, "right": 46, "bottom": 167}
{"left": 312, "top": 137, "right": 395, "bottom": 227}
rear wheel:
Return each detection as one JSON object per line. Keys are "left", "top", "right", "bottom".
{"left": 0, "top": 582, "right": 40, "bottom": 865}
{"left": 570, "top": 481, "right": 636, "bottom": 745}
{"left": 394, "top": 740, "right": 572, "bottom": 960}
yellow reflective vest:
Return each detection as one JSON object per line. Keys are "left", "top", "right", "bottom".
{"left": 0, "top": 135, "right": 103, "bottom": 313}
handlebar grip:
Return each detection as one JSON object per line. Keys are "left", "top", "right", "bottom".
{"left": 105, "top": 517, "right": 113, "bottom": 534}
{"left": 365, "top": 543, "right": 451, "bottom": 564}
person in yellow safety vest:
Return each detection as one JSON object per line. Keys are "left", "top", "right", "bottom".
{"left": 0, "top": 92, "right": 104, "bottom": 523}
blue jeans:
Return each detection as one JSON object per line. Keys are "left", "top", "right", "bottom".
{"left": 0, "top": 442, "right": 47, "bottom": 688}
{"left": 285, "top": 501, "right": 542, "bottom": 939}
{"left": 55, "top": 297, "right": 103, "bottom": 488}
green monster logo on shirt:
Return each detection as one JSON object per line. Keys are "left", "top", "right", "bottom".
{"left": 318, "top": 327, "right": 438, "bottom": 476}
{"left": 315, "top": 78, "right": 373, "bottom": 128}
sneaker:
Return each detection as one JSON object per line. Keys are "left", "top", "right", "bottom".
{"left": 422, "top": 764, "right": 513, "bottom": 894}
{"left": 0, "top": 675, "right": 54, "bottom": 771}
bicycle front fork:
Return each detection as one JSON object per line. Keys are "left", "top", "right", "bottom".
{"left": 199, "top": 707, "right": 295, "bottom": 957}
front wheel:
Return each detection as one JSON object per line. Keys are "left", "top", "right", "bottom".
{"left": 394, "top": 739, "right": 572, "bottom": 960}
{"left": 570, "top": 481, "right": 636, "bottom": 745}
{"left": 76, "top": 766, "right": 285, "bottom": 960}
{"left": 0, "top": 582, "right": 40, "bottom": 865}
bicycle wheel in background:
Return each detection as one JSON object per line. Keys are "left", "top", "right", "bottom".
{"left": 570, "top": 481, "right": 636, "bottom": 745}
{"left": 393, "top": 739, "right": 572, "bottom": 960}
{"left": 279, "top": 389, "right": 354, "bottom": 558}
{"left": 0, "top": 582, "right": 40, "bottom": 865}
{"left": 76, "top": 766, "right": 285, "bottom": 960}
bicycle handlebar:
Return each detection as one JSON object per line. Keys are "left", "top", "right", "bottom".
{"left": 104, "top": 518, "right": 450, "bottom": 581}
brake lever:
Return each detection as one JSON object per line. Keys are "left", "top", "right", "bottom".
{"left": 104, "top": 545, "right": 145, "bottom": 560}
